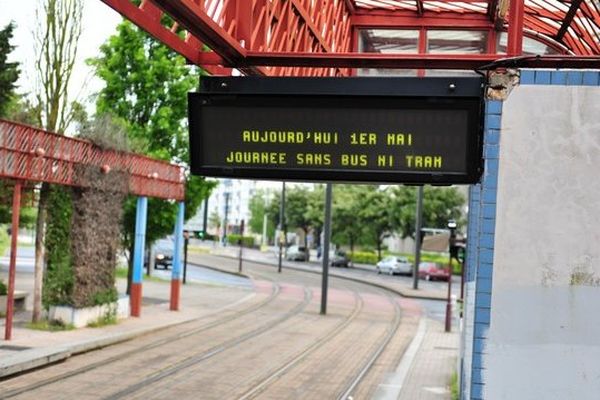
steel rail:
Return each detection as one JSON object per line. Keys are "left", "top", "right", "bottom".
{"left": 0, "top": 279, "right": 281, "bottom": 398}
{"left": 103, "top": 287, "right": 313, "bottom": 399}
{"left": 236, "top": 286, "right": 365, "bottom": 400}
{"left": 337, "top": 289, "right": 403, "bottom": 400}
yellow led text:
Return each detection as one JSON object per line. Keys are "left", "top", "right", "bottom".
{"left": 405, "top": 155, "right": 442, "bottom": 169}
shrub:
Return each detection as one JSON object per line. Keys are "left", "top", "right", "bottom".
{"left": 349, "top": 251, "right": 379, "bottom": 265}
{"left": 0, "top": 226, "right": 8, "bottom": 258}
{"left": 227, "top": 234, "right": 255, "bottom": 248}
{"left": 0, "top": 279, "right": 7, "bottom": 296}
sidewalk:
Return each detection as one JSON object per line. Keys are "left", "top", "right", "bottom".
{"left": 0, "top": 272, "right": 254, "bottom": 378}
{"left": 1, "top": 251, "right": 458, "bottom": 400}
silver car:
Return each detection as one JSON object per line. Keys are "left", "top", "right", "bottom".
{"left": 376, "top": 256, "right": 412, "bottom": 276}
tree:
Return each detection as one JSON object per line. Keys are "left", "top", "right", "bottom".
{"left": 332, "top": 185, "right": 369, "bottom": 256}
{"left": 31, "top": 0, "right": 84, "bottom": 323}
{"left": 391, "top": 186, "right": 466, "bottom": 239}
{"left": 285, "top": 186, "right": 314, "bottom": 255}
{"left": 248, "top": 189, "right": 276, "bottom": 243}
{"left": 0, "top": 22, "right": 20, "bottom": 117}
{"left": 358, "top": 187, "right": 395, "bottom": 261}
{"left": 90, "top": 21, "right": 215, "bottom": 293}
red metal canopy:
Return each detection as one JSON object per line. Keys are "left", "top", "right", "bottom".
{"left": 0, "top": 119, "right": 185, "bottom": 201}
{"left": 100, "top": 0, "right": 599, "bottom": 75}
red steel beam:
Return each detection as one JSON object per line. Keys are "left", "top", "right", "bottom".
{"left": 242, "top": 51, "right": 600, "bottom": 69}
{"left": 100, "top": 0, "right": 201, "bottom": 64}
{"left": 150, "top": 0, "right": 244, "bottom": 60}
{"left": 352, "top": 11, "right": 494, "bottom": 28}
{"left": 3, "top": 181, "right": 21, "bottom": 341}
{"left": 507, "top": 0, "right": 525, "bottom": 56}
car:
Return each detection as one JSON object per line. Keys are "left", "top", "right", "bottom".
{"left": 151, "top": 240, "right": 174, "bottom": 269}
{"left": 418, "top": 262, "right": 450, "bottom": 281}
{"left": 285, "top": 245, "right": 309, "bottom": 261}
{"left": 330, "top": 251, "right": 350, "bottom": 268}
{"left": 376, "top": 256, "right": 412, "bottom": 276}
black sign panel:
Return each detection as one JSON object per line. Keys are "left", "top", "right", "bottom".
{"left": 189, "top": 77, "right": 484, "bottom": 184}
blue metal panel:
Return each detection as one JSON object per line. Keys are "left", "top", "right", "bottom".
{"left": 132, "top": 197, "right": 148, "bottom": 284}
{"left": 171, "top": 202, "right": 185, "bottom": 280}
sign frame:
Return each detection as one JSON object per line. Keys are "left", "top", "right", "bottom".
{"left": 189, "top": 76, "right": 485, "bottom": 184}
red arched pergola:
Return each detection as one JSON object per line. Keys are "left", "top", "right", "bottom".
{"left": 100, "top": 0, "right": 599, "bottom": 76}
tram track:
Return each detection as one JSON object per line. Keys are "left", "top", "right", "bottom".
{"left": 236, "top": 286, "right": 364, "bottom": 400}
{"left": 0, "top": 278, "right": 281, "bottom": 399}
{"left": 103, "top": 286, "right": 313, "bottom": 400}
{"left": 336, "top": 288, "right": 403, "bottom": 400}
{"left": 2, "top": 257, "right": 416, "bottom": 400}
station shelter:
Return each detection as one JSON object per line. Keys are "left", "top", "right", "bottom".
{"left": 98, "top": 1, "right": 600, "bottom": 399}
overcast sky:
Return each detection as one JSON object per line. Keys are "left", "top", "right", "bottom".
{"left": 0, "top": 0, "right": 122, "bottom": 108}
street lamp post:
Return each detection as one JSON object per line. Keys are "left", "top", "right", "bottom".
{"left": 277, "top": 182, "right": 286, "bottom": 273}
{"left": 445, "top": 219, "right": 457, "bottom": 332}
{"left": 183, "top": 230, "right": 189, "bottom": 284}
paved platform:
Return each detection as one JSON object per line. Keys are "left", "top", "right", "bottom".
{"left": 1, "top": 250, "right": 458, "bottom": 399}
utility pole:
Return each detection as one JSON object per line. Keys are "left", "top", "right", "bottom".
{"left": 238, "top": 219, "right": 245, "bottom": 273}
{"left": 413, "top": 186, "right": 424, "bottom": 290}
{"left": 222, "top": 192, "right": 230, "bottom": 245}
{"left": 445, "top": 219, "right": 457, "bottom": 332}
{"left": 277, "top": 182, "right": 286, "bottom": 273}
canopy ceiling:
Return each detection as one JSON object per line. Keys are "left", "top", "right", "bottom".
{"left": 100, "top": 0, "right": 600, "bottom": 76}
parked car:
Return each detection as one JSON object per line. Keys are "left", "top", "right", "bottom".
{"left": 285, "top": 245, "right": 309, "bottom": 261}
{"left": 330, "top": 251, "right": 350, "bottom": 268}
{"left": 376, "top": 256, "right": 412, "bottom": 276}
{"left": 418, "top": 262, "right": 450, "bottom": 281}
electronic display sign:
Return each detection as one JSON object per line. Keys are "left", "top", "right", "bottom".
{"left": 189, "top": 77, "right": 484, "bottom": 184}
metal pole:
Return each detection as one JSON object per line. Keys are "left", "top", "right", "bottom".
{"left": 238, "top": 219, "right": 245, "bottom": 273}
{"left": 277, "top": 182, "right": 286, "bottom": 273}
{"left": 183, "top": 231, "right": 189, "bottom": 284}
{"left": 320, "top": 183, "right": 333, "bottom": 315}
{"left": 222, "top": 192, "right": 230, "bottom": 245}
{"left": 4, "top": 181, "right": 22, "bottom": 341}
{"left": 202, "top": 197, "right": 209, "bottom": 240}
{"left": 413, "top": 186, "right": 424, "bottom": 290}
{"left": 445, "top": 224, "right": 456, "bottom": 332}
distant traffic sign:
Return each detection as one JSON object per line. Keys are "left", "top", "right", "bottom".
{"left": 189, "top": 77, "right": 484, "bottom": 184}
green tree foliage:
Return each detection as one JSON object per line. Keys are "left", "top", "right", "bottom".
{"left": 284, "top": 186, "right": 314, "bottom": 251}
{"left": 0, "top": 22, "right": 20, "bottom": 118}
{"left": 391, "top": 186, "right": 466, "bottom": 238}
{"left": 42, "top": 186, "right": 73, "bottom": 308}
{"left": 90, "top": 21, "right": 215, "bottom": 280}
{"left": 357, "top": 187, "right": 395, "bottom": 261}
{"left": 332, "top": 184, "right": 370, "bottom": 255}
{"left": 248, "top": 189, "right": 276, "bottom": 243}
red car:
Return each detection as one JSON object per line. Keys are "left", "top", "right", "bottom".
{"left": 418, "top": 262, "right": 450, "bottom": 281}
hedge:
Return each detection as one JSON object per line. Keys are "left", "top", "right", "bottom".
{"left": 349, "top": 251, "right": 379, "bottom": 265}
{"left": 227, "top": 234, "right": 255, "bottom": 247}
